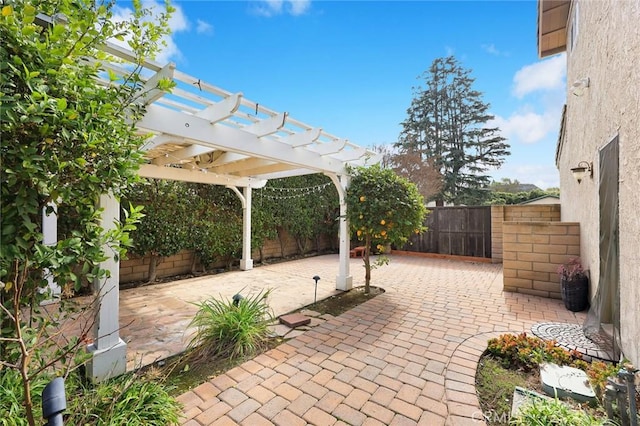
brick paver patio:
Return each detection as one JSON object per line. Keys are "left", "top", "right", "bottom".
{"left": 127, "top": 254, "right": 587, "bottom": 426}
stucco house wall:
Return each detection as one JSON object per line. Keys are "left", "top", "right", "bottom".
{"left": 556, "top": 0, "right": 639, "bottom": 365}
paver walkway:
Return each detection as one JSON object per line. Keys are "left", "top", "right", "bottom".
{"left": 119, "top": 255, "right": 346, "bottom": 369}
{"left": 156, "top": 254, "right": 587, "bottom": 426}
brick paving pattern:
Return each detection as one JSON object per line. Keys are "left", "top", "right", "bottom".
{"left": 146, "top": 254, "right": 589, "bottom": 425}
{"left": 531, "top": 322, "right": 614, "bottom": 361}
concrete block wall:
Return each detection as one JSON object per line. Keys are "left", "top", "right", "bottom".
{"left": 503, "top": 221, "right": 580, "bottom": 299}
{"left": 120, "top": 251, "right": 199, "bottom": 283}
{"left": 120, "top": 229, "right": 336, "bottom": 283}
{"left": 491, "top": 205, "right": 561, "bottom": 263}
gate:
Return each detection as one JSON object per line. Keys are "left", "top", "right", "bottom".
{"left": 400, "top": 206, "right": 492, "bottom": 258}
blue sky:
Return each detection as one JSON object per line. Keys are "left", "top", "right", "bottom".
{"left": 117, "top": 0, "right": 567, "bottom": 189}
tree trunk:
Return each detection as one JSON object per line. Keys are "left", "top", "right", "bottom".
{"left": 190, "top": 252, "right": 198, "bottom": 275}
{"left": 147, "top": 254, "right": 161, "bottom": 283}
{"left": 364, "top": 235, "right": 371, "bottom": 294}
{"left": 277, "top": 227, "right": 286, "bottom": 258}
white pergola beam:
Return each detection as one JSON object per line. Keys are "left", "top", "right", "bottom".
{"left": 141, "top": 134, "right": 176, "bottom": 152}
{"left": 254, "top": 168, "right": 314, "bottom": 180}
{"left": 236, "top": 162, "right": 299, "bottom": 177}
{"left": 139, "top": 62, "right": 175, "bottom": 105}
{"left": 195, "top": 93, "right": 242, "bottom": 124}
{"left": 152, "top": 144, "right": 215, "bottom": 166}
{"left": 309, "top": 139, "right": 347, "bottom": 155}
{"left": 209, "top": 152, "right": 249, "bottom": 166}
{"left": 139, "top": 164, "right": 266, "bottom": 188}
{"left": 283, "top": 128, "right": 322, "bottom": 148}
{"left": 244, "top": 113, "right": 287, "bottom": 137}
{"left": 210, "top": 158, "right": 274, "bottom": 175}
{"left": 331, "top": 147, "right": 367, "bottom": 162}
{"left": 137, "top": 105, "right": 347, "bottom": 175}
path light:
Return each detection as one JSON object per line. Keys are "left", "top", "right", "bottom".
{"left": 313, "top": 275, "right": 320, "bottom": 305}
{"left": 232, "top": 293, "right": 244, "bottom": 307}
{"left": 42, "top": 377, "right": 66, "bottom": 426}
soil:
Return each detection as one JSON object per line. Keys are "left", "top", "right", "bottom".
{"left": 475, "top": 353, "right": 640, "bottom": 425}
{"left": 301, "top": 285, "right": 385, "bottom": 316}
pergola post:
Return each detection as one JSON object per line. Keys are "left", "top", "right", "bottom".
{"left": 86, "top": 193, "right": 127, "bottom": 382}
{"left": 240, "top": 186, "right": 253, "bottom": 270}
{"left": 42, "top": 203, "right": 61, "bottom": 298}
{"left": 328, "top": 174, "right": 353, "bottom": 291}
{"left": 227, "top": 186, "right": 254, "bottom": 271}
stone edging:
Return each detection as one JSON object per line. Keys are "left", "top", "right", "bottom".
{"left": 443, "top": 331, "right": 509, "bottom": 426}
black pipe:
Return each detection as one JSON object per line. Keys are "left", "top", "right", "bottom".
{"left": 42, "top": 377, "right": 66, "bottom": 426}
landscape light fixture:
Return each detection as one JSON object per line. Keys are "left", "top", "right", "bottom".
{"left": 312, "top": 275, "right": 320, "bottom": 305}
{"left": 570, "top": 161, "right": 593, "bottom": 184}
{"left": 232, "top": 293, "right": 244, "bottom": 306}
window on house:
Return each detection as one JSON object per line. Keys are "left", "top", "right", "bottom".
{"left": 569, "top": 2, "right": 579, "bottom": 52}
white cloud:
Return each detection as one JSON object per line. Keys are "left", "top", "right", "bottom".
{"left": 252, "top": 0, "right": 310, "bottom": 17}
{"left": 490, "top": 108, "right": 559, "bottom": 145}
{"left": 111, "top": 1, "right": 188, "bottom": 64}
{"left": 492, "top": 164, "right": 560, "bottom": 189}
{"left": 196, "top": 19, "right": 214, "bottom": 35}
{"left": 288, "top": 0, "right": 311, "bottom": 16}
{"left": 481, "top": 43, "right": 508, "bottom": 56}
{"left": 512, "top": 53, "right": 566, "bottom": 98}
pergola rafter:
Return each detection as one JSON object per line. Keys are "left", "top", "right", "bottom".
{"left": 59, "top": 41, "right": 381, "bottom": 381}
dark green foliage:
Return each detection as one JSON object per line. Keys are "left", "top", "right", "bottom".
{"left": 397, "top": 56, "right": 510, "bottom": 206}
{"left": 66, "top": 373, "right": 182, "bottom": 426}
{"left": 0, "top": 0, "right": 172, "bottom": 423}
{"left": 255, "top": 174, "right": 339, "bottom": 255}
{"left": 485, "top": 189, "right": 558, "bottom": 205}
{"left": 124, "top": 180, "right": 191, "bottom": 280}
{"left": 0, "top": 368, "right": 49, "bottom": 426}
{"left": 188, "top": 290, "right": 274, "bottom": 360}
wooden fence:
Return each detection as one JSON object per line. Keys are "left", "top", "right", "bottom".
{"left": 400, "top": 206, "right": 492, "bottom": 258}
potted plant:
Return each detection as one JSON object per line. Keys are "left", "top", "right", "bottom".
{"left": 557, "top": 257, "right": 589, "bottom": 312}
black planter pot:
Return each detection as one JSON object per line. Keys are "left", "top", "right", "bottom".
{"left": 561, "top": 277, "right": 589, "bottom": 312}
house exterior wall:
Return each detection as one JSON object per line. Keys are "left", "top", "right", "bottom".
{"left": 558, "top": 0, "right": 640, "bottom": 365}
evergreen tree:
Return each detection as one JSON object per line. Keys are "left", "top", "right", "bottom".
{"left": 397, "top": 56, "right": 510, "bottom": 205}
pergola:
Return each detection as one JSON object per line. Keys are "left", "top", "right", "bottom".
{"left": 42, "top": 41, "right": 380, "bottom": 380}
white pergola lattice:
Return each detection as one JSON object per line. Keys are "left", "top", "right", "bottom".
{"left": 43, "top": 41, "right": 381, "bottom": 380}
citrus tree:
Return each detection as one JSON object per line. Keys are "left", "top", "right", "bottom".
{"left": 346, "top": 165, "right": 427, "bottom": 293}
{"left": 0, "top": 0, "right": 173, "bottom": 423}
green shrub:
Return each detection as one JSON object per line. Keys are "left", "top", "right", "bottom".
{"left": 487, "top": 333, "right": 582, "bottom": 371}
{"left": 189, "top": 290, "right": 274, "bottom": 359}
{"left": 0, "top": 368, "right": 50, "bottom": 426}
{"left": 66, "top": 373, "right": 181, "bottom": 425}
{"left": 510, "top": 397, "right": 608, "bottom": 425}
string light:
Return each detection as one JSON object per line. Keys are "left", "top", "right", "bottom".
{"left": 256, "top": 182, "right": 333, "bottom": 200}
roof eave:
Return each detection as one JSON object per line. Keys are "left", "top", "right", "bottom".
{"left": 537, "top": 0, "right": 571, "bottom": 58}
